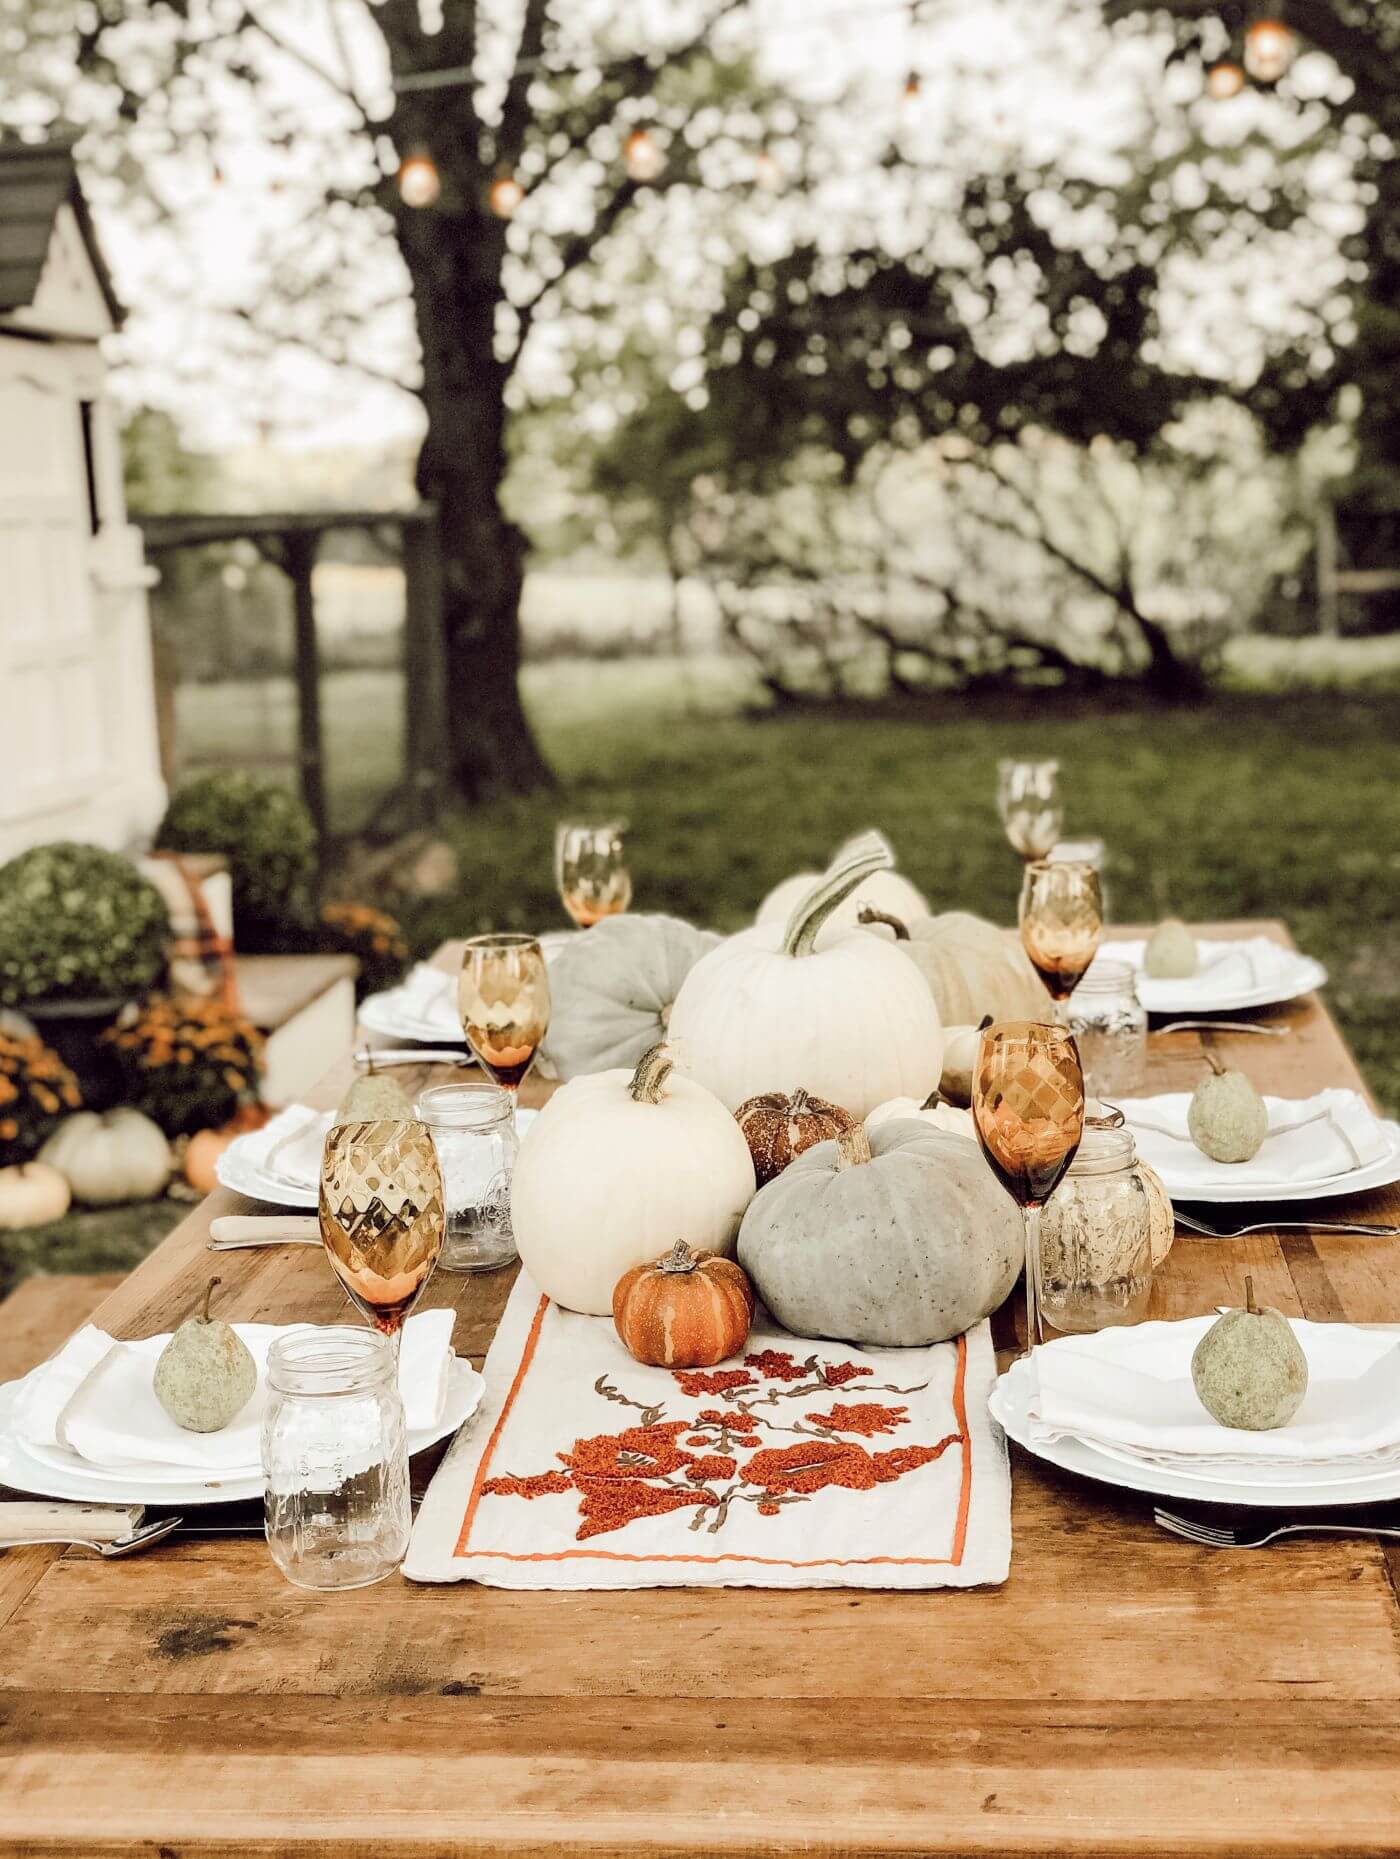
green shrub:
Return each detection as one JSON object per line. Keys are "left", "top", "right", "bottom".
{"left": 0, "top": 844, "right": 170, "bottom": 1007}
{"left": 158, "top": 772, "right": 318, "bottom": 940}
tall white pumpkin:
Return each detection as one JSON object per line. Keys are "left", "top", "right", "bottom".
{"left": 511, "top": 1044, "right": 756, "bottom": 1316}
{"left": 669, "top": 833, "right": 943, "bottom": 1117}
{"left": 755, "top": 865, "right": 929, "bottom": 937}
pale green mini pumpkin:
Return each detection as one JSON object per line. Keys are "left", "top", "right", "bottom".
{"left": 541, "top": 913, "right": 720, "bottom": 1080}
{"left": 738, "top": 1119, "right": 1023, "bottom": 1347}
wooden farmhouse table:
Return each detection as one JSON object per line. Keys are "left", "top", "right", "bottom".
{"left": 4, "top": 920, "right": 1400, "bottom": 1857}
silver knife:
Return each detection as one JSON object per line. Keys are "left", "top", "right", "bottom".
{"left": 0, "top": 1500, "right": 144, "bottom": 1543}
{"left": 209, "top": 1214, "right": 320, "bottom": 1249}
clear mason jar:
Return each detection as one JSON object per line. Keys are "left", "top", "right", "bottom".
{"left": 415, "top": 1081, "right": 519, "bottom": 1273}
{"left": 262, "top": 1327, "right": 410, "bottom": 1591}
{"left": 1065, "top": 959, "right": 1147, "bottom": 1097}
{"left": 1037, "top": 1125, "right": 1155, "bottom": 1333}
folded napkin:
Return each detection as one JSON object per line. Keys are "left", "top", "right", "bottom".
{"left": 12, "top": 1309, "right": 456, "bottom": 1473}
{"left": 406, "top": 1271, "right": 1010, "bottom": 1590}
{"left": 1097, "top": 935, "right": 1312, "bottom": 1007}
{"left": 391, "top": 962, "right": 461, "bottom": 1036}
{"left": 234, "top": 1103, "right": 336, "bottom": 1192}
{"left": 1120, "top": 1089, "right": 1389, "bottom": 1189}
{"left": 1020, "top": 1319, "right": 1400, "bottom": 1466}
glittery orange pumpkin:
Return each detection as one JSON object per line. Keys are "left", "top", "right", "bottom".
{"left": 613, "top": 1241, "right": 755, "bottom": 1369}
{"left": 734, "top": 1087, "right": 856, "bottom": 1187}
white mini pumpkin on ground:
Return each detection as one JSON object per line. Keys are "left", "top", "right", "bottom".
{"left": 511, "top": 1044, "right": 756, "bottom": 1315}
{"left": 38, "top": 1108, "right": 171, "bottom": 1206}
{"left": 541, "top": 912, "right": 720, "bottom": 1080}
{"left": 738, "top": 1119, "right": 1023, "bottom": 1347}
{"left": 0, "top": 1161, "right": 71, "bottom": 1230}
{"left": 669, "top": 834, "right": 943, "bottom": 1118}
{"left": 755, "top": 864, "right": 929, "bottom": 938}
{"left": 865, "top": 1091, "right": 974, "bottom": 1140}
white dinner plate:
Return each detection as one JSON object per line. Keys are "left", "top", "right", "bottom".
{"left": 356, "top": 989, "right": 471, "bottom": 1047}
{"left": 989, "top": 1361, "right": 1400, "bottom": 1509}
{"left": 0, "top": 1356, "right": 485, "bottom": 1507}
{"left": 217, "top": 1107, "right": 540, "bottom": 1208}
{"left": 1128, "top": 1118, "right": 1400, "bottom": 1205}
{"left": 1095, "top": 940, "right": 1327, "bottom": 1015}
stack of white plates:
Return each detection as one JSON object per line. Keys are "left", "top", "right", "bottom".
{"left": 1093, "top": 936, "right": 1326, "bottom": 1015}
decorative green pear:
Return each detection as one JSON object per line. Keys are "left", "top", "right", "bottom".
{"left": 335, "top": 1055, "right": 411, "bottom": 1125}
{"left": 1144, "top": 917, "right": 1198, "bottom": 979}
{"left": 1187, "top": 1052, "right": 1268, "bottom": 1163}
{"left": 1191, "top": 1276, "right": 1308, "bottom": 1431}
{"left": 152, "top": 1277, "right": 257, "bottom": 1433}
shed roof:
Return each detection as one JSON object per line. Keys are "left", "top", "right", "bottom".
{"left": 0, "top": 136, "right": 124, "bottom": 327}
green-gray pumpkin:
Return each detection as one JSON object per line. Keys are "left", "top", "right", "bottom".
{"left": 737, "top": 1118, "right": 1022, "bottom": 1346}
{"left": 542, "top": 913, "right": 721, "bottom": 1080}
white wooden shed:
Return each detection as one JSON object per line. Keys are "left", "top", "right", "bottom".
{"left": 0, "top": 138, "right": 165, "bottom": 861}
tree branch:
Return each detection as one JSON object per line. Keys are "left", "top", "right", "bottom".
{"left": 228, "top": 307, "right": 419, "bottom": 394}
{"left": 507, "top": 176, "right": 639, "bottom": 365}
{"left": 239, "top": 4, "right": 376, "bottom": 129}
{"left": 499, "top": 0, "right": 551, "bottom": 168}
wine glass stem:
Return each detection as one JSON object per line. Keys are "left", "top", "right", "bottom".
{"left": 1023, "top": 1202, "right": 1044, "bottom": 1353}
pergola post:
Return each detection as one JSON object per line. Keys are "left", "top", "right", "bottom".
{"left": 283, "top": 530, "right": 329, "bottom": 854}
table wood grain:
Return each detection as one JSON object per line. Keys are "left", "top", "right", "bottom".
{"left": 3, "top": 921, "right": 1399, "bottom": 1857}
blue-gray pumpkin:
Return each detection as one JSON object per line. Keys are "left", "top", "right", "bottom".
{"left": 737, "top": 1118, "right": 1021, "bottom": 1347}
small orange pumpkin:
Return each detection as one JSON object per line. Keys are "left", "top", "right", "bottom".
{"left": 735, "top": 1087, "right": 856, "bottom": 1187}
{"left": 184, "top": 1127, "right": 238, "bottom": 1195}
{"left": 613, "top": 1240, "right": 755, "bottom": 1368}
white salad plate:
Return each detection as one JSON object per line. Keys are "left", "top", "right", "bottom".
{"left": 216, "top": 1107, "right": 540, "bottom": 1208}
{"left": 0, "top": 1356, "right": 485, "bottom": 1507}
{"left": 1125, "top": 1117, "right": 1400, "bottom": 1206}
{"left": 359, "top": 932, "right": 577, "bottom": 1046}
{"left": 989, "top": 1360, "right": 1400, "bottom": 1510}
{"left": 1095, "top": 939, "right": 1327, "bottom": 1016}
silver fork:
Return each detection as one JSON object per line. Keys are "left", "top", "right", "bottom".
{"left": 1153, "top": 1507, "right": 1400, "bottom": 1550}
{"left": 0, "top": 1515, "right": 182, "bottom": 1557}
{"left": 1174, "top": 1212, "right": 1400, "bottom": 1239}
{"left": 1153, "top": 1020, "right": 1291, "bottom": 1038}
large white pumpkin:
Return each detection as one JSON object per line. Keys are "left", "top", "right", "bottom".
{"left": 511, "top": 1044, "right": 756, "bottom": 1315}
{"left": 755, "top": 865, "right": 929, "bottom": 938}
{"left": 670, "top": 834, "right": 943, "bottom": 1117}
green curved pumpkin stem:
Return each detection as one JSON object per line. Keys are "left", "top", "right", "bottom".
{"left": 629, "top": 1043, "right": 674, "bottom": 1105}
{"left": 835, "top": 1122, "right": 873, "bottom": 1170}
{"left": 856, "top": 905, "right": 909, "bottom": 941}
{"left": 783, "top": 832, "right": 895, "bottom": 959}
{"left": 658, "top": 1240, "right": 699, "bottom": 1274}
{"left": 200, "top": 1277, "right": 220, "bottom": 1325}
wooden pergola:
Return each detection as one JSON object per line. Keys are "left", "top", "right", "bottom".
{"left": 137, "top": 506, "right": 446, "bottom": 846}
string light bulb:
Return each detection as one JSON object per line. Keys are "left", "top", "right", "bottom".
{"left": 623, "top": 128, "right": 666, "bottom": 183}
{"left": 1244, "top": 16, "right": 1298, "bottom": 83}
{"left": 1204, "top": 58, "right": 1247, "bottom": 99}
{"left": 902, "top": 70, "right": 922, "bottom": 102}
{"left": 489, "top": 171, "right": 526, "bottom": 218}
{"left": 397, "top": 146, "right": 441, "bottom": 208}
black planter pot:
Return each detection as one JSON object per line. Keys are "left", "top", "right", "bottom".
{"left": 20, "top": 997, "right": 128, "bottom": 1111}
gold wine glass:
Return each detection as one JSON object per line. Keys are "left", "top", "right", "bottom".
{"left": 971, "top": 1022, "right": 1085, "bottom": 1351}
{"left": 997, "top": 759, "right": 1063, "bottom": 863}
{"left": 554, "top": 820, "right": 632, "bottom": 928}
{"left": 458, "top": 933, "right": 551, "bottom": 1095}
{"left": 1019, "top": 858, "right": 1103, "bottom": 1009}
{"left": 319, "top": 1119, "right": 446, "bottom": 1353}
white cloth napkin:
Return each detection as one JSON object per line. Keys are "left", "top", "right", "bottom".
{"left": 12, "top": 1309, "right": 456, "bottom": 1472}
{"left": 405, "top": 1271, "right": 1010, "bottom": 1590}
{"left": 1020, "top": 1319, "right": 1400, "bottom": 1466}
{"left": 1097, "top": 935, "right": 1311, "bottom": 1008}
{"left": 392, "top": 962, "right": 461, "bottom": 1035}
{"left": 233, "top": 1103, "right": 336, "bottom": 1191}
{"left": 1120, "top": 1089, "right": 1389, "bottom": 1189}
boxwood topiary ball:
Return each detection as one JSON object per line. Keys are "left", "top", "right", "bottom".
{"left": 0, "top": 843, "right": 170, "bottom": 1008}
{"left": 157, "top": 771, "right": 318, "bottom": 939}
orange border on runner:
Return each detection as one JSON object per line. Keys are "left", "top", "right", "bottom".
{"left": 453, "top": 1294, "right": 973, "bottom": 1567}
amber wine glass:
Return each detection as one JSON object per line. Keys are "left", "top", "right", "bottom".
{"left": 458, "top": 933, "right": 551, "bottom": 1095}
{"left": 319, "top": 1119, "right": 445, "bottom": 1353}
{"left": 1019, "top": 859, "right": 1103, "bottom": 1010}
{"left": 555, "top": 820, "right": 632, "bottom": 928}
{"left": 997, "top": 759, "right": 1063, "bottom": 863}
{"left": 971, "top": 1022, "right": 1085, "bottom": 1351}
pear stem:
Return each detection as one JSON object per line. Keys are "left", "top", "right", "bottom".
{"left": 201, "top": 1277, "right": 220, "bottom": 1325}
{"left": 1244, "top": 1274, "right": 1256, "bottom": 1316}
{"left": 1205, "top": 1049, "right": 1226, "bottom": 1077}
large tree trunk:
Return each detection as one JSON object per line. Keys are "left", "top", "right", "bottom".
{"left": 395, "top": 202, "right": 553, "bottom": 801}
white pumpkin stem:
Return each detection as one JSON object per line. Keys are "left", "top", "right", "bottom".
{"left": 857, "top": 905, "right": 910, "bottom": 941}
{"left": 629, "top": 1043, "right": 675, "bottom": 1105}
{"left": 835, "top": 1122, "right": 873, "bottom": 1170}
{"left": 919, "top": 1088, "right": 945, "bottom": 1112}
{"left": 782, "top": 832, "right": 895, "bottom": 959}
{"left": 658, "top": 1240, "right": 699, "bottom": 1274}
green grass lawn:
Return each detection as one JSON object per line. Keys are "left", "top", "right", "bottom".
{"left": 12, "top": 662, "right": 1395, "bottom": 1299}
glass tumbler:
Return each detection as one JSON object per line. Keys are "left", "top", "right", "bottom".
{"left": 415, "top": 1082, "right": 520, "bottom": 1273}
{"left": 1065, "top": 960, "right": 1147, "bottom": 1096}
{"left": 1036, "top": 1125, "right": 1155, "bottom": 1334}
{"left": 262, "top": 1327, "right": 410, "bottom": 1591}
